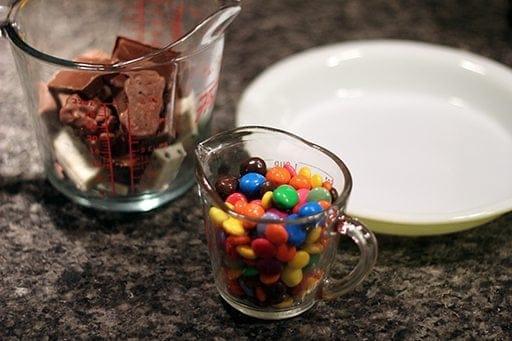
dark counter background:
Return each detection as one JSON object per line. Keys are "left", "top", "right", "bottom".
{"left": 1, "top": 0, "right": 511, "bottom": 339}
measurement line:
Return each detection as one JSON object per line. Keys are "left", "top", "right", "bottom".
{"left": 101, "top": 105, "right": 116, "bottom": 195}
{"left": 126, "top": 108, "right": 136, "bottom": 193}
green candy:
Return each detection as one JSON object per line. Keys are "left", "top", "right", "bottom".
{"left": 242, "top": 266, "right": 259, "bottom": 277}
{"left": 306, "top": 186, "right": 332, "bottom": 203}
{"left": 272, "top": 184, "right": 299, "bottom": 209}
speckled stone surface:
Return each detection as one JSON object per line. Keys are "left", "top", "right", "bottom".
{"left": 1, "top": 0, "right": 512, "bottom": 339}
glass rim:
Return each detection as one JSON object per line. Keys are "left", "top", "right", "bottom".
{"left": 195, "top": 125, "right": 354, "bottom": 225}
{"left": 2, "top": 0, "right": 236, "bottom": 71}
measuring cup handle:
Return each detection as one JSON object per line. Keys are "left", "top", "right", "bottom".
{"left": 320, "top": 214, "right": 378, "bottom": 300}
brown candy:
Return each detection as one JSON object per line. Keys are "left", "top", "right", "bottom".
{"left": 215, "top": 175, "right": 239, "bottom": 200}
{"left": 240, "top": 157, "right": 267, "bottom": 176}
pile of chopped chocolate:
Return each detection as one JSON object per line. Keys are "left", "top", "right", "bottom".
{"left": 39, "top": 37, "right": 197, "bottom": 195}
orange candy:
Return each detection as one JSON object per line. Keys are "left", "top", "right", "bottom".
{"left": 226, "top": 235, "right": 251, "bottom": 246}
{"left": 322, "top": 181, "right": 332, "bottom": 191}
{"left": 265, "top": 167, "right": 291, "bottom": 186}
{"left": 241, "top": 202, "right": 265, "bottom": 229}
{"left": 276, "top": 243, "right": 297, "bottom": 262}
{"left": 259, "top": 272, "right": 281, "bottom": 285}
{"left": 318, "top": 200, "right": 331, "bottom": 210}
{"left": 289, "top": 175, "right": 312, "bottom": 190}
{"left": 264, "top": 224, "right": 288, "bottom": 245}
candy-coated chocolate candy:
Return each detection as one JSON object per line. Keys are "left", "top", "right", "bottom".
{"left": 305, "top": 227, "right": 322, "bottom": 244}
{"left": 318, "top": 200, "right": 331, "bottom": 210}
{"left": 272, "top": 185, "right": 299, "bottom": 210}
{"left": 239, "top": 172, "right": 267, "bottom": 197}
{"left": 226, "top": 235, "right": 251, "bottom": 246}
{"left": 239, "top": 277, "right": 257, "bottom": 297}
{"left": 322, "top": 181, "right": 333, "bottom": 190}
{"left": 272, "top": 297, "right": 294, "bottom": 309}
{"left": 240, "top": 157, "right": 267, "bottom": 176}
{"left": 222, "top": 217, "right": 245, "bottom": 236}
{"left": 289, "top": 174, "right": 311, "bottom": 190}
{"left": 237, "top": 244, "right": 257, "bottom": 259}
{"left": 307, "top": 186, "right": 332, "bottom": 203}
{"left": 259, "top": 272, "right": 281, "bottom": 285}
{"left": 298, "top": 202, "right": 324, "bottom": 217}
{"left": 264, "top": 223, "right": 288, "bottom": 245}
{"left": 264, "top": 282, "right": 288, "bottom": 304}
{"left": 225, "top": 267, "right": 242, "bottom": 280}
{"left": 215, "top": 174, "right": 239, "bottom": 200}
{"left": 256, "top": 211, "right": 280, "bottom": 236}
{"left": 226, "top": 192, "right": 247, "bottom": 206}
{"left": 209, "top": 207, "right": 229, "bottom": 227}
{"left": 283, "top": 163, "right": 297, "bottom": 177}
{"left": 241, "top": 203, "right": 265, "bottom": 229}
{"left": 266, "top": 208, "right": 289, "bottom": 220}
{"left": 298, "top": 166, "right": 311, "bottom": 178}
{"left": 285, "top": 220, "right": 307, "bottom": 247}
{"left": 242, "top": 266, "right": 259, "bottom": 277}
{"left": 302, "top": 242, "right": 325, "bottom": 254}
{"left": 226, "top": 279, "right": 244, "bottom": 297}
{"left": 255, "top": 286, "right": 267, "bottom": 302}
{"left": 276, "top": 243, "right": 297, "bottom": 262}
{"left": 256, "top": 257, "right": 283, "bottom": 275}
{"left": 233, "top": 199, "right": 247, "bottom": 214}
{"left": 261, "top": 191, "right": 273, "bottom": 210}
{"left": 310, "top": 174, "right": 323, "bottom": 188}
{"left": 281, "top": 266, "right": 303, "bottom": 287}
{"left": 259, "top": 180, "right": 277, "bottom": 196}
{"left": 266, "top": 167, "right": 291, "bottom": 186}
{"left": 288, "top": 250, "right": 310, "bottom": 269}
{"left": 251, "top": 238, "right": 277, "bottom": 258}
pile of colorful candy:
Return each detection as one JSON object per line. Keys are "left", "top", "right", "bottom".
{"left": 207, "top": 157, "right": 339, "bottom": 308}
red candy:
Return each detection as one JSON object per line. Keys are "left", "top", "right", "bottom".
{"left": 226, "top": 192, "right": 247, "bottom": 205}
{"left": 251, "top": 238, "right": 277, "bottom": 258}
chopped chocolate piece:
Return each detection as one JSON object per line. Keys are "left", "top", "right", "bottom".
{"left": 118, "top": 70, "right": 165, "bottom": 138}
{"left": 108, "top": 73, "right": 129, "bottom": 89}
{"left": 48, "top": 70, "right": 105, "bottom": 99}
{"left": 38, "top": 82, "right": 61, "bottom": 134}
{"left": 59, "top": 94, "right": 115, "bottom": 135}
{"left": 139, "top": 142, "right": 187, "bottom": 190}
{"left": 112, "top": 36, "right": 177, "bottom": 83}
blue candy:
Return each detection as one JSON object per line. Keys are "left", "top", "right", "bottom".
{"left": 298, "top": 202, "right": 324, "bottom": 217}
{"left": 285, "top": 214, "right": 307, "bottom": 247}
{"left": 238, "top": 172, "right": 266, "bottom": 197}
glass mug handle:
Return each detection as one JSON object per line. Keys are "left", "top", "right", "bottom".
{"left": 320, "top": 214, "right": 378, "bottom": 299}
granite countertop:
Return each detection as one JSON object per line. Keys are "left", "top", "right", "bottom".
{"left": 1, "top": 0, "right": 512, "bottom": 339}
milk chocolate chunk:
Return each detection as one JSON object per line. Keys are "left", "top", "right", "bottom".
{"left": 119, "top": 70, "right": 165, "bottom": 138}
{"left": 112, "top": 36, "right": 177, "bottom": 82}
{"left": 48, "top": 70, "right": 105, "bottom": 98}
{"left": 60, "top": 94, "right": 115, "bottom": 134}
{"left": 73, "top": 49, "right": 112, "bottom": 64}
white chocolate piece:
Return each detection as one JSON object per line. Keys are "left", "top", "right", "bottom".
{"left": 175, "top": 93, "right": 198, "bottom": 139}
{"left": 53, "top": 127, "right": 102, "bottom": 191}
{"left": 139, "top": 142, "right": 187, "bottom": 190}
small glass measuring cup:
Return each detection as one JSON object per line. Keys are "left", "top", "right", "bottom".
{"left": 195, "top": 126, "right": 378, "bottom": 319}
{"left": 0, "top": 0, "right": 240, "bottom": 211}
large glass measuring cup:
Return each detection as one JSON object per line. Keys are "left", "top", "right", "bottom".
{"left": 0, "top": 0, "right": 240, "bottom": 211}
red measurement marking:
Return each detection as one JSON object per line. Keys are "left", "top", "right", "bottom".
{"left": 136, "top": 0, "right": 146, "bottom": 42}
{"left": 171, "top": 3, "right": 184, "bottom": 40}
{"left": 100, "top": 104, "right": 116, "bottom": 195}
{"left": 196, "top": 80, "right": 218, "bottom": 123}
{"left": 125, "top": 108, "right": 136, "bottom": 193}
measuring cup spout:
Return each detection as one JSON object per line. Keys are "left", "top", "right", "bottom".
{"left": 158, "top": 1, "right": 241, "bottom": 56}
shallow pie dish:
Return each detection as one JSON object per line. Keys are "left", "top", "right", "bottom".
{"left": 236, "top": 40, "right": 512, "bottom": 236}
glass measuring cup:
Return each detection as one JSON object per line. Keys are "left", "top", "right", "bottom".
{"left": 195, "top": 126, "right": 378, "bottom": 319}
{"left": 0, "top": 0, "right": 240, "bottom": 211}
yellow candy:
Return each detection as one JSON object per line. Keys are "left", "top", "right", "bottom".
{"left": 298, "top": 166, "right": 311, "bottom": 178}
{"left": 225, "top": 202, "right": 235, "bottom": 210}
{"left": 281, "top": 266, "right": 303, "bottom": 287}
{"left": 209, "top": 207, "right": 229, "bottom": 227}
{"left": 236, "top": 245, "right": 257, "bottom": 259}
{"left": 287, "top": 250, "right": 310, "bottom": 269}
{"left": 305, "top": 227, "right": 322, "bottom": 244}
{"left": 222, "top": 217, "right": 245, "bottom": 236}
{"left": 261, "top": 191, "right": 273, "bottom": 210}
{"left": 272, "top": 297, "right": 294, "bottom": 309}
{"left": 302, "top": 242, "right": 324, "bottom": 254}
{"left": 310, "top": 174, "right": 323, "bottom": 188}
